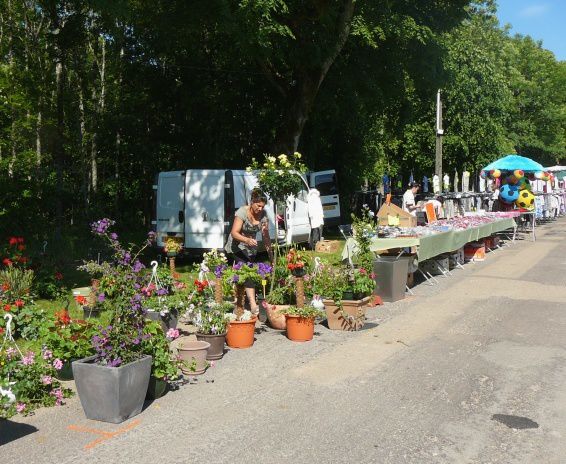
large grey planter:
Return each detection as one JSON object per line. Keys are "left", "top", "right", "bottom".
{"left": 72, "top": 355, "right": 152, "bottom": 424}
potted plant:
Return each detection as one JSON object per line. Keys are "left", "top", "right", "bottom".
{"left": 142, "top": 321, "right": 181, "bottom": 399}
{"left": 262, "top": 283, "right": 295, "bottom": 330}
{"left": 201, "top": 249, "right": 228, "bottom": 302}
{"left": 311, "top": 263, "right": 373, "bottom": 331}
{"left": 194, "top": 301, "right": 233, "bottom": 360}
{"left": 0, "top": 344, "right": 73, "bottom": 418}
{"left": 223, "top": 262, "right": 264, "bottom": 349}
{"left": 74, "top": 219, "right": 155, "bottom": 423}
{"left": 40, "top": 310, "right": 95, "bottom": 381}
{"left": 163, "top": 237, "right": 183, "bottom": 257}
{"left": 280, "top": 305, "right": 324, "bottom": 342}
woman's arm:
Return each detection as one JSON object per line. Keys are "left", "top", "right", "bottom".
{"left": 230, "top": 216, "right": 257, "bottom": 247}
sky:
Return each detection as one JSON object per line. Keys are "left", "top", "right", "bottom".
{"left": 495, "top": 0, "right": 566, "bottom": 61}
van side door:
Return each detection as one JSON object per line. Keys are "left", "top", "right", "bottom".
{"left": 310, "top": 170, "right": 341, "bottom": 226}
{"left": 286, "top": 174, "right": 311, "bottom": 244}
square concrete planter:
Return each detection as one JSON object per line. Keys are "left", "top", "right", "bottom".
{"left": 72, "top": 355, "right": 152, "bottom": 424}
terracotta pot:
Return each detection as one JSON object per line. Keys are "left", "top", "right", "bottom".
{"left": 177, "top": 340, "right": 210, "bottom": 375}
{"left": 285, "top": 315, "right": 315, "bottom": 342}
{"left": 196, "top": 332, "right": 226, "bottom": 360}
{"left": 265, "top": 304, "right": 289, "bottom": 330}
{"left": 226, "top": 317, "right": 257, "bottom": 349}
{"left": 323, "top": 296, "right": 371, "bottom": 331}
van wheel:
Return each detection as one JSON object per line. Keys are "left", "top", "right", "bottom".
{"left": 309, "top": 228, "right": 321, "bottom": 250}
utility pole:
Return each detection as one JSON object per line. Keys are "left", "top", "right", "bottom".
{"left": 435, "top": 89, "right": 444, "bottom": 180}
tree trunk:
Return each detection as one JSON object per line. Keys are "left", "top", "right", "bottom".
{"left": 54, "top": 58, "right": 65, "bottom": 238}
{"left": 272, "top": 0, "right": 355, "bottom": 153}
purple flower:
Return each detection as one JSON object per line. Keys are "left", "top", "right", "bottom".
{"left": 98, "top": 293, "right": 106, "bottom": 302}
{"left": 110, "top": 232, "right": 118, "bottom": 241}
{"left": 42, "top": 348, "right": 53, "bottom": 360}
{"left": 156, "top": 288, "right": 168, "bottom": 296}
{"left": 108, "top": 358, "right": 122, "bottom": 367}
{"left": 132, "top": 260, "right": 144, "bottom": 273}
{"left": 233, "top": 262, "right": 242, "bottom": 270}
{"left": 215, "top": 264, "right": 227, "bottom": 278}
{"left": 231, "top": 275, "right": 240, "bottom": 283}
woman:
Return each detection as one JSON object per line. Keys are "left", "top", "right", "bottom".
{"left": 224, "top": 188, "right": 273, "bottom": 315}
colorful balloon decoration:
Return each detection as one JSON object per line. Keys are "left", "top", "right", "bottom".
{"left": 507, "top": 175, "right": 518, "bottom": 184}
{"left": 492, "top": 169, "right": 501, "bottom": 178}
{"left": 514, "top": 169, "right": 524, "bottom": 179}
{"left": 499, "top": 184, "right": 520, "bottom": 203}
{"left": 516, "top": 190, "right": 535, "bottom": 209}
{"left": 480, "top": 170, "right": 487, "bottom": 179}
{"left": 535, "top": 171, "right": 544, "bottom": 179}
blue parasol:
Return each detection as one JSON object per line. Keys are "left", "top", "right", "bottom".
{"left": 482, "top": 154, "right": 544, "bottom": 173}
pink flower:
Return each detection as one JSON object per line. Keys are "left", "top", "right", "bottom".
{"left": 6, "top": 347, "right": 17, "bottom": 360}
{"left": 53, "top": 358, "right": 63, "bottom": 370}
{"left": 51, "top": 387, "right": 64, "bottom": 406}
{"left": 22, "top": 352, "right": 35, "bottom": 365}
{"left": 16, "top": 402, "right": 26, "bottom": 413}
{"left": 42, "top": 349, "right": 53, "bottom": 360}
{"left": 166, "top": 328, "right": 180, "bottom": 340}
{"left": 41, "top": 375, "right": 53, "bottom": 385}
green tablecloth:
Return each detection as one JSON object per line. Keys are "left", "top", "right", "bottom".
{"left": 342, "top": 218, "right": 516, "bottom": 262}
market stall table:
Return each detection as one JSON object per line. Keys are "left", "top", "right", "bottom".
{"left": 342, "top": 217, "right": 517, "bottom": 262}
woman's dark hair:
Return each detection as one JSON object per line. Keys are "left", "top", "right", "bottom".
{"left": 250, "top": 188, "right": 268, "bottom": 204}
{"left": 408, "top": 181, "right": 420, "bottom": 189}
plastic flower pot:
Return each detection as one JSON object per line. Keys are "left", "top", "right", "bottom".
{"left": 146, "top": 376, "right": 167, "bottom": 400}
{"left": 225, "top": 317, "right": 257, "bottom": 349}
{"left": 177, "top": 340, "right": 210, "bottom": 375}
{"left": 72, "top": 355, "right": 152, "bottom": 424}
{"left": 285, "top": 315, "right": 315, "bottom": 342}
{"left": 195, "top": 332, "right": 226, "bottom": 360}
{"left": 82, "top": 306, "right": 101, "bottom": 320}
{"left": 55, "top": 359, "right": 77, "bottom": 381}
{"left": 146, "top": 309, "right": 178, "bottom": 333}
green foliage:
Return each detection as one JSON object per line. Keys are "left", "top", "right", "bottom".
{"left": 351, "top": 205, "right": 376, "bottom": 272}
{"left": 0, "top": 348, "right": 73, "bottom": 419}
{"left": 279, "top": 305, "right": 324, "bottom": 319}
{"left": 39, "top": 320, "right": 96, "bottom": 363}
{"left": 141, "top": 321, "right": 180, "bottom": 381}
{"left": 247, "top": 153, "right": 307, "bottom": 201}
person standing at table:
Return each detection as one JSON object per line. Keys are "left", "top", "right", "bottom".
{"left": 402, "top": 182, "right": 420, "bottom": 216}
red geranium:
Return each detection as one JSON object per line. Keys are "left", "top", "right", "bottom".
{"left": 14, "top": 299, "right": 24, "bottom": 308}
{"left": 194, "top": 279, "right": 209, "bottom": 293}
{"left": 2, "top": 258, "right": 12, "bottom": 266}
{"left": 9, "top": 237, "right": 18, "bottom": 246}
{"left": 55, "top": 309, "right": 71, "bottom": 326}
{"left": 3, "top": 304, "right": 11, "bottom": 312}
{"left": 75, "top": 295, "right": 88, "bottom": 306}
{"left": 1, "top": 283, "right": 9, "bottom": 291}
{"left": 54, "top": 271, "right": 63, "bottom": 281}
{"left": 0, "top": 327, "right": 4, "bottom": 335}
{"left": 17, "top": 237, "right": 24, "bottom": 244}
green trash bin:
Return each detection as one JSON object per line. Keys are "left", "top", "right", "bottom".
{"left": 373, "top": 255, "right": 410, "bottom": 302}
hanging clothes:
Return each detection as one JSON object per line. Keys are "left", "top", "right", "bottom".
{"left": 422, "top": 176, "right": 429, "bottom": 193}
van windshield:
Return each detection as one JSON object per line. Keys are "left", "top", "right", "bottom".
{"left": 314, "top": 173, "right": 338, "bottom": 196}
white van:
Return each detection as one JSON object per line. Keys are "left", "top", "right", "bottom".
{"left": 306, "top": 169, "right": 341, "bottom": 226}
{"left": 152, "top": 169, "right": 322, "bottom": 254}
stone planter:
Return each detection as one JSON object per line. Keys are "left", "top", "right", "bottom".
{"left": 323, "top": 296, "right": 372, "bottom": 331}
{"left": 146, "top": 376, "right": 167, "bottom": 400}
{"left": 177, "top": 340, "right": 210, "bottom": 375}
{"left": 264, "top": 304, "right": 289, "bottom": 330}
{"left": 72, "top": 355, "right": 152, "bottom": 424}
{"left": 146, "top": 309, "right": 178, "bottom": 333}
{"left": 195, "top": 332, "right": 226, "bottom": 360}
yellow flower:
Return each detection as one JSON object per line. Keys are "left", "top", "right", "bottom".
{"left": 268, "top": 156, "right": 276, "bottom": 163}
{"left": 294, "top": 152, "right": 302, "bottom": 159}
{"left": 245, "top": 166, "right": 252, "bottom": 172}
{"left": 278, "top": 154, "right": 287, "bottom": 160}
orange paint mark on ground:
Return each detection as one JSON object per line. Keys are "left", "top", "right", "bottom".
{"left": 67, "top": 419, "right": 141, "bottom": 450}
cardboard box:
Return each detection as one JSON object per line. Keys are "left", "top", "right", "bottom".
{"left": 464, "top": 242, "right": 486, "bottom": 262}
{"left": 315, "top": 240, "right": 341, "bottom": 253}
{"left": 377, "top": 202, "right": 417, "bottom": 228}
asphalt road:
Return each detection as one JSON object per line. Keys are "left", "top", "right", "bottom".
{"left": 2, "top": 217, "right": 566, "bottom": 464}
